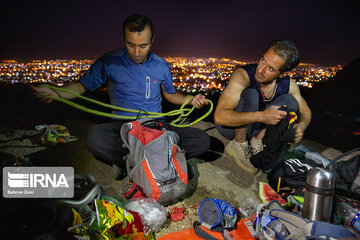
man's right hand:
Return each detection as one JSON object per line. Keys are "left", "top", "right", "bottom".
{"left": 30, "top": 85, "right": 58, "bottom": 103}
{"left": 263, "top": 105, "right": 287, "bottom": 125}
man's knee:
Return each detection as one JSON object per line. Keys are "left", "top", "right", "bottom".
{"left": 241, "top": 88, "right": 258, "bottom": 99}
{"left": 236, "top": 88, "right": 259, "bottom": 112}
{"left": 85, "top": 125, "right": 102, "bottom": 152}
{"left": 186, "top": 129, "right": 210, "bottom": 158}
{"left": 270, "top": 94, "right": 298, "bottom": 112}
{"left": 286, "top": 94, "right": 299, "bottom": 112}
{"left": 198, "top": 130, "right": 211, "bottom": 154}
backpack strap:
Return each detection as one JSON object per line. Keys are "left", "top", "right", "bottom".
{"left": 269, "top": 208, "right": 356, "bottom": 239}
{"left": 120, "top": 121, "right": 133, "bottom": 149}
{"left": 141, "top": 119, "right": 169, "bottom": 131}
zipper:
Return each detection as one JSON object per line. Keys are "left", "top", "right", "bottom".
{"left": 168, "top": 135, "right": 177, "bottom": 178}
{"left": 145, "top": 76, "right": 150, "bottom": 99}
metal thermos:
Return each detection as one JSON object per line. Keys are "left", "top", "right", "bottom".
{"left": 302, "top": 167, "right": 335, "bottom": 222}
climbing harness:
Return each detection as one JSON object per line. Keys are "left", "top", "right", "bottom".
{"left": 40, "top": 84, "right": 213, "bottom": 127}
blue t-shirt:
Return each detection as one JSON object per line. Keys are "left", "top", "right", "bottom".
{"left": 80, "top": 49, "right": 176, "bottom": 117}
{"left": 242, "top": 64, "right": 290, "bottom": 108}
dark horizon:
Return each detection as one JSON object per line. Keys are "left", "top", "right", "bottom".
{"left": 1, "top": 0, "right": 359, "bottom": 66}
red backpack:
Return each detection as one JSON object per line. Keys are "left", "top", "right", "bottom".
{"left": 120, "top": 118, "right": 188, "bottom": 205}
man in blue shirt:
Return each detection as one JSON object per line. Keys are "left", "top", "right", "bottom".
{"left": 31, "top": 14, "right": 210, "bottom": 179}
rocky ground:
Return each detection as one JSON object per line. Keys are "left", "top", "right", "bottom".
{"left": 0, "top": 120, "right": 342, "bottom": 239}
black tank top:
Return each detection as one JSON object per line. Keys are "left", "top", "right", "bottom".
{"left": 242, "top": 64, "right": 290, "bottom": 108}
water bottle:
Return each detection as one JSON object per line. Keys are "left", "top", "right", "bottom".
{"left": 302, "top": 167, "right": 335, "bottom": 222}
{"left": 239, "top": 198, "right": 258, "bottom": 223}
{"left": 256, "top": 213, "right": 289, "bottom": 239}
{"left": 336, "top": 202, "right": 360, "bottom": 232}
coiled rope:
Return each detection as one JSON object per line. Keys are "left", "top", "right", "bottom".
{"left": 40, "top": 84, "right": 213, "bottom": 127}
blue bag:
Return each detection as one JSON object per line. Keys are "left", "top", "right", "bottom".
{"left": 193, "top": 199, "right": 237, "bottom": 240}
{"left": 198, "top": 198, "right": 237, "bottom": 229}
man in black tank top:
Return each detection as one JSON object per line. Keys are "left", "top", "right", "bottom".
{"left": 214, "top": 40, "right": 312, "bottom": 173}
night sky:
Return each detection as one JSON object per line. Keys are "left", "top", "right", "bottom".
{"left": 1, "top": 0, "right": 359, "bottom": 66}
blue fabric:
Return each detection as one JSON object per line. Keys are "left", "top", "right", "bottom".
{"left": 310, "top": 221, "right": 356, "bottom": 239}
{"left": 242, "top": 64, "right": 290, "bottom": 109}
{"left": 199, "top": 199, "right": 222, "bottom": 229}
{"left": 199, "top": 198, "right": 237, "bottom": 229}
{"left": 213, "top": 199, "right": 237, "bottom": 217}
{"left": 80, "top": 49, "right": 176, "bottom": 117}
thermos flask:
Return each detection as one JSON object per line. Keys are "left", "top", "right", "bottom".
{"left": 302, "top": 167, "right": 335, "bottom": 222}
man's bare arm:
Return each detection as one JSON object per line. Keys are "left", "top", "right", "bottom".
{"left": 163, "top": 90, "right": 208, "bottom": 108}
{"left": 30, "top": 81, "right": 86, "bottom": 103}
{"left": 289, "top": 79, "right": 312, "bottom": 142}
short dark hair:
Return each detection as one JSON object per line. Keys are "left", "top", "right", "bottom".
{"left": 266, "top": 40, "right": 300, "bottom": 73}
{"left": 123, "top": 14, "right": 154, "bottom": 40}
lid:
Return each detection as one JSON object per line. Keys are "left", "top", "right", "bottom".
{"left": 306, "top": 167, "right": 335, "bottom": 188}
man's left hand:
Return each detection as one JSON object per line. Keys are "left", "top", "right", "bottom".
{"left": 293, "top": 122, "right": 306, "bottom": 143}
{"left": 190, "top": 94, "right": 208, "bottom": 108}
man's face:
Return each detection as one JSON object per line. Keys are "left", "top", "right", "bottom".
{"left": 124, "top": 26, "right": 153, "bottom": 64}
{"left": 255, "top": 47, "right": 285, "bottom": 84}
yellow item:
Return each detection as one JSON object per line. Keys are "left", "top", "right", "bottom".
{"left": 72, "top": 208, "right": 83, "bottom": 225}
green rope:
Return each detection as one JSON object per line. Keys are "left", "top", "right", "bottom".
{"left": 40, "top": 84, "right": 213, "bottom": 127}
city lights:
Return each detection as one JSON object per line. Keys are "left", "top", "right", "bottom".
{"left": 0, "top": 58, "right": 341, "bottom": 93}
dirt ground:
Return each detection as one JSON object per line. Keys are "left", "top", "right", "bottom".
{"left": 0, "top": 120, "right": 342, "bottom": 239}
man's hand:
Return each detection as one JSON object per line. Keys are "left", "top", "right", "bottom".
{"left": 263, "top": 106, "right": 287, "bottom": 125}
{"left": 189, "top": 94, "right": 208, "bottom": 108}
{"left": 292, "top": 122, "right": 306, "bottom": 143}
{"left": 30, "top": 85, "right": 58, "bottom": 103}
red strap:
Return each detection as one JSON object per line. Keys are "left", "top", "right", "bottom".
{"left": 171, "top": 146, "right": 188, "bottom": 185}
{"left": 141, "top": 160, "right": 161, "bottom": 201}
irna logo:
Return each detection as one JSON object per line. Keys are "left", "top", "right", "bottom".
{"left": 7, "top": 172, "right": 69, "bottom": 188}
{"left": 3, "top": 167, "right": 74, "bottom": 198}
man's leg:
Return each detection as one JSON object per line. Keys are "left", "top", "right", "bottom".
{"left": 85, "top": 121, "right": 129, "bottom": 179}
{"left": 168, "top": 125, "right": 210, "bottom": 159}
{"left": 249, "top": 94, "right": 299, "bottom": 155}
{"left": 267, "top": 94, "right": 298, "bottom": 112}
{"left": 215, "top": 88, "right": 260, "bottom": 140}
{"left": 215, "top": 88, "right": 260, "bottom": 173}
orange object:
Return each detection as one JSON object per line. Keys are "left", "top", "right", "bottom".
{"left": 158, "top": 219, "right": 255, "bottom": 240}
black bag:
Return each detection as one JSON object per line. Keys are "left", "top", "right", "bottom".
{"left": 326, "top": 148, "right": 360, "bottom": 199}
{"left": 250, "top": 106, "right": 296, "bottom": 173}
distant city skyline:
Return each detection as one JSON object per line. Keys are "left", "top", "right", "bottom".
{"left": 0, "top": 57, "right": 341, "bottom": 93}
{"left": 1, "top": 0, "right": 359, "bottom": 66}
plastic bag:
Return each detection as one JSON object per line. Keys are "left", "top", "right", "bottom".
{"left": 69, "top": 199, "right": 155, "bottom": 240}
{"left": 125, "top": 198, "right": 166, "bottom": 231}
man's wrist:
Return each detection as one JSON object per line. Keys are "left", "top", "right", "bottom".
{"left": 296, "top": 121, "right": 307, "bottom": 130}
{"left": 184, "top": 95, "right": 194, "bottom": 105}
{"left": 52, "top": 89, "right": 61, "bottom": 98}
